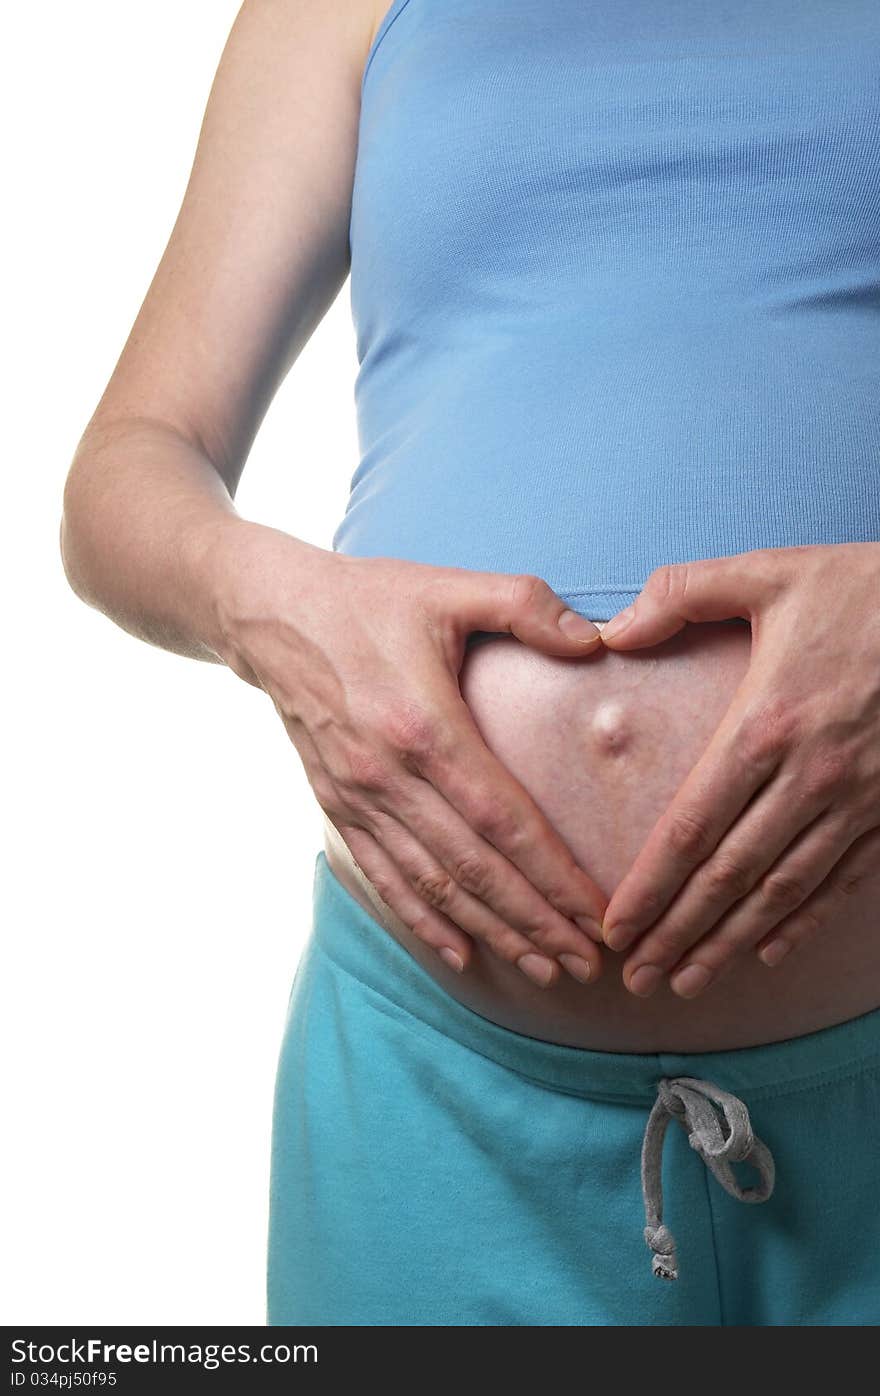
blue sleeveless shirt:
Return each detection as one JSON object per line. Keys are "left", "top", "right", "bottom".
{"left": 333, "top": 0, "right": 880, "bottom": 620}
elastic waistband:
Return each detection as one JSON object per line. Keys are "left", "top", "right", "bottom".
{"left": 310, "top": 850, "right": 880, "bottom": 1106}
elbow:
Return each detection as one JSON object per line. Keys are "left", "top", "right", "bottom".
{"left": 59, "top": 484, "right": 81, "bottom": 598}
{"left": 59, "top": 466, "right": 98, "bottom": 607}
{"left": 58, "top": 501, "right": 78, "bottom": 596}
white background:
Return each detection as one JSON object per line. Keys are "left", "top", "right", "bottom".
{"left": 4, "top": 3, "right": 360, "bottom": 1323}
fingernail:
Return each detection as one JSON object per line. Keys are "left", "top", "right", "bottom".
{"left": 559, "top": 953, "right": 592, "bottom": 984}
{"left": 601, "top": 606, "right": 635, "bottom": 641}
{"left": 558, "top": 609, "right": 602, "bottom": 645}
{"left": 438, "top": 947, "right": 464, "bottom": 973}
{"left": 670, "top": 964, "right": 714, "bottom": 998}
{"left": 603, "top": 920, "right": 636, "bottom": 952}
{"left": 758, "top": 938, "right": 791, "bottom": 968}
{"left": 628, "top": 964, "right": 664, "bottom": 997}
{"left": 575, "top": 914, "right": 605, "bottom": 942}
{"left": 517, "top": 952, "right": 555, "bottom": 987}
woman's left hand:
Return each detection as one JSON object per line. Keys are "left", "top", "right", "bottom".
{"left": 598, "top": 543, "right": 880, "bottom": 998}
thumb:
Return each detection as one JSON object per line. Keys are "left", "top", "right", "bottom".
{"left": 600, "top": 554, "right": 771, "bottom": 649}
{"left": 447, "top": 570, "right": 603, "bottom": 656}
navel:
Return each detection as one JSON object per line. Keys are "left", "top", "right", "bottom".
{"left": 590, "top": 699, "right": 632, "bottom": 756}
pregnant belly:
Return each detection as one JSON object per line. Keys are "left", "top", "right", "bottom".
{"left": 323, "top": 620, "right": 880, "bottom": 1051}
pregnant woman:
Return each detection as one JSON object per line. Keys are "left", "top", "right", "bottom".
{"left": 60, "top": 0, "right": 880, "bottom": 1326}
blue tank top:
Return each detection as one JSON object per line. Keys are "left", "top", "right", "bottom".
{"left": 333, "top": 0, "right": 880, "bottom": 621}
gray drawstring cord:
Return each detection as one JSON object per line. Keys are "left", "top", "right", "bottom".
{"left": 641, "top": 1076, "right": 776, "bottom": 1281}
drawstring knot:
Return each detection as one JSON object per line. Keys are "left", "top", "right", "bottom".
{"left": 641, "top": 1076, "right": 776, "bottom": 1281}
{"left": 643, "top": 1222, "right": 678, "bottom": 1281}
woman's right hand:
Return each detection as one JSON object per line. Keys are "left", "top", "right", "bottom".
{"left": 202, "top": 519, "right": 608, "bottom": 987}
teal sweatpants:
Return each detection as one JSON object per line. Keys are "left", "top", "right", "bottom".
{"left": 267, "top": 851, "right": 880, "bottom": 1326}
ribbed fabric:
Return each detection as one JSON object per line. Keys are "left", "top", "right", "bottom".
{"left": 332, "top": 0, "right": 880, "bottom": 621}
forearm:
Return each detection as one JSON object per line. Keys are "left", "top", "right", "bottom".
{"left": 60, "top": 414, "right": 254, "bottom": 663}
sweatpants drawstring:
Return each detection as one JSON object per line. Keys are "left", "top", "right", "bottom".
{"left": 641, "top": 1076, "right": 776, "bottom": 1280}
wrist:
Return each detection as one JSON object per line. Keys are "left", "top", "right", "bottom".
{"left": 180, "top": 510, "right": 258, "bottom": 661}
{"left": 188, "top": 514, "right": 339, "bottom": 664}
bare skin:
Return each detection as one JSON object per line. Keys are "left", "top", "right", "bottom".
{"left": 326, "top": 617, "right": 880, "bottom": 1051}
{"left": 61, "top": 0, "right": 880, "bottom": 1053}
